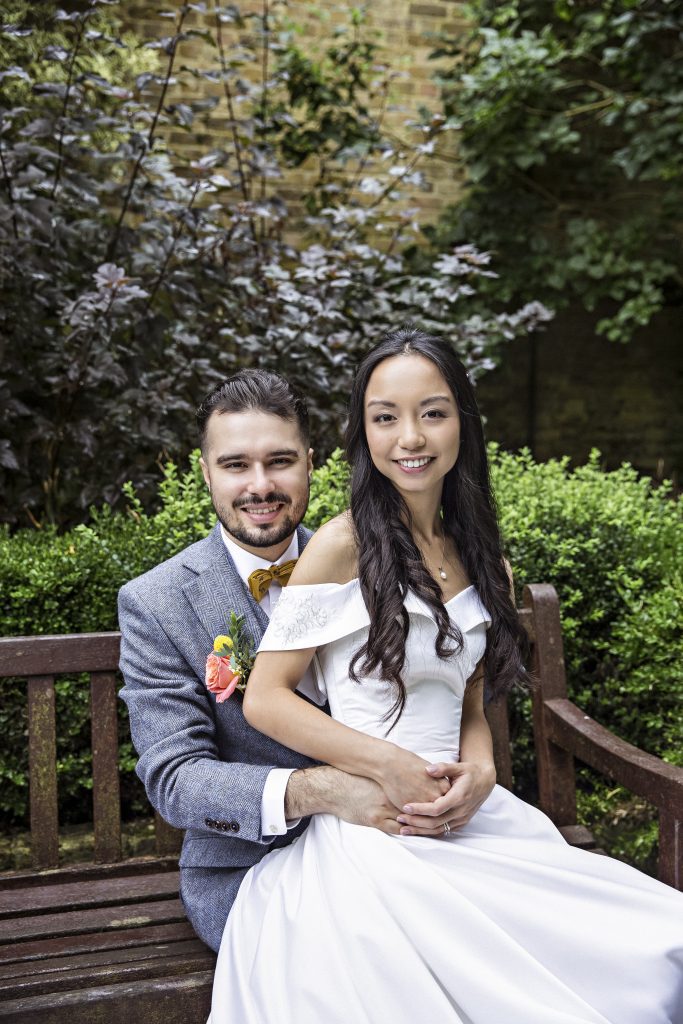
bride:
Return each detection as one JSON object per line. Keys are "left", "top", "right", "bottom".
{"left": 210, "top": 328, "right": 683, "bottom": 1023}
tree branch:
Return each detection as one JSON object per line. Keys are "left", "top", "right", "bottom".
{"left": 259, "top": 0, "right": 270, "bottom": 206}
{"left": 144, "top": 181, "right": 200, "bottom": 311}
{"left": 0, "top": 138, "right": 19, "bottom": 241}
{"left": 50, "top": 11, "right": 87, "bottom": 201}
{"left": 106, "top": 8, "right": 188, "bottom": 262}
{"left": 214, "top": 3, "right": 258, "bottom": 245}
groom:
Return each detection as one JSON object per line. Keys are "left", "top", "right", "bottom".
{"left": 119, "top": 368, "right": 493, "bottom": 952}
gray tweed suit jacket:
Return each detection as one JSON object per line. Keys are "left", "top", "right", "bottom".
{"left": 118, "top": 522, "right": 316, "bottom": 950}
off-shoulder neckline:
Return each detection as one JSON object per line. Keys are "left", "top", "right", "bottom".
{"left": 285, "top": 579, "right": 476, "bottom": 608}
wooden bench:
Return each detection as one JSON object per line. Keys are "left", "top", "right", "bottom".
{"left": 0, "top": 583, "right": 681, "bottom": 1022}
{"left": 0, "top": 635, "right": 215, "bottom": 1023}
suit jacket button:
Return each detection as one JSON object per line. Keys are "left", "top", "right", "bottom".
{"left": 230, "top": 822, "right": 240, "bottom": 833}
{"left": 220, "top": 822, "right": 230, "bottom": 832}
{"left": 205, "top": 818, "right": 214, "bottom": 828}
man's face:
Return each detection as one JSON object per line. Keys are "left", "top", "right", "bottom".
{"left": 200, "top": 409, "right": 313, "bottom": 559}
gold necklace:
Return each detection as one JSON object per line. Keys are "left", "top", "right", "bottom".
{"left": 438, "top": 525, "right": 448, "bottom": 581}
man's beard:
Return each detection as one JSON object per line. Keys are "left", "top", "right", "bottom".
{"left": 214, "top": 488, "right": 309, "bottom": 549}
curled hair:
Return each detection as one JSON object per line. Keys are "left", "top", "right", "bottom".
{"left": 196, "top": 369, "right": 309, "bottom": 449}
{"left": 345, "top": 327, "right": 530, "bottom": 725}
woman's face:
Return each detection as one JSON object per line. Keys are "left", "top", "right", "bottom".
{"left": 363, "top": 353, "right": 460, "bottom": 499}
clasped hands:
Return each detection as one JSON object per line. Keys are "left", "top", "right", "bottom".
{"left": 340, "top": 747, "right": 495, "bottom": 838}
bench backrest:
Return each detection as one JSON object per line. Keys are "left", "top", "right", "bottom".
{"left": 0, "top": 584, "right": 680, "bottom": 888}
{"left": 0, "top": 633, "right": 181, "bottom": 870}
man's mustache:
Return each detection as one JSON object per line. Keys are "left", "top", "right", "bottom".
{"left": 233, "top": 492, "right": 292, "bottom": 509}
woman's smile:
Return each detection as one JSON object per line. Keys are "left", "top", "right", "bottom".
{"left": 394, "top": 455, "right": 437, "bottom": 473}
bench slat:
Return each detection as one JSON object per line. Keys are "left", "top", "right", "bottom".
{"left": 27, "top": 677, "right": 59, "bottom": 870}
{"left": 658, "top": 808, "right": 682, "bottom": 890}
{"left": 0, "top": 871, "right": 180, "bottom": 920}
{"left": 0, "top": 970, "right": 214, "bottom": 1024}
{"left": 1, "top": 898, "right": 187, "bottom": 942}
{"left": 91, "top": 672, "right": 122, "bottom": 863}
{"left": 0, "top": 920, "right": 197, "bottom": 965}
{"left": 0, "top": 937, "right": 209, "bottom": 982}
{"left": 485, "top": 697, "right": 512, "bottom": 790}
{"left": 0, "top": 855, "right": 180, "bottom": 891}
{"left": 0, "top": 947, "right": 214, "bottom": 999}
{"left": 524, "top": 584, "right": 578, "bottom": 828}
{"left": 0, "top": 634, "right": 121, "bottom": 677}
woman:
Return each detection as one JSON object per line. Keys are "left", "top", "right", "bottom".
{"left": 210, "top": 328, "right": 683, "bottom": 1024}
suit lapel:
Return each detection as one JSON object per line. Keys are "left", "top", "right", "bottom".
{"left": 181, "top": 526, "right": 268, "bottom": 647}
{"left": 182, "top": 522, "right": 315, "bottom": 648}
{"left": 297, "top": 524, "right": 312, "bottom": 554}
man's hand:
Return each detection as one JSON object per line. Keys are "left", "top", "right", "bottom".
{"left": 285, "top": 765, "right": 405, "bottom": 835}
{"left": 374, "top": 746, "right": 452, "bottom": 811}
{"left": 330, "top": 773, "right": 405, "bottom": 834}
{"left": 395, "top": 760, "right": 496, "bottom": 837}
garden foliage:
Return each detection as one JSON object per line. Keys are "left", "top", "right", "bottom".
{"left": 0, "top": 0, "right": 550, "bottom": 528}
{"left": 430, "top": 0, "right": 683, "bottom": 342}
{"left": 1, "top": 447, "right": 680, "bottom": 873}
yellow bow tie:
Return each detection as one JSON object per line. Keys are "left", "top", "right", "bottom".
{"left": 247, "top": 559, "right": 298, "bottom": 602}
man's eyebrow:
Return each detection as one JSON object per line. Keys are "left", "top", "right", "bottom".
{"left": 366, "top": 395, "right": 452, "bottom": 409}
{"left": 214, "top": 448, "right": 300, "bottom": 465}
{"left": 215, "top": 453, "right": 247, "bottom": 464}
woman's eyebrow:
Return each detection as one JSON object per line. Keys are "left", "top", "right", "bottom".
{"left": 420, "top": 395, "right": 452, "bottom": 406}
{"left": 366, "top": 395, "right": 452, "bottom": 409}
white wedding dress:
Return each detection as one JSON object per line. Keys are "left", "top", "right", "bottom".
{"left": 210, "top": 581, "right": 683, "bottom": 1024}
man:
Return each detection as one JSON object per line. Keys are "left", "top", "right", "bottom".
{"left": 119, "top": 369, "right": 494, "bottom": 951}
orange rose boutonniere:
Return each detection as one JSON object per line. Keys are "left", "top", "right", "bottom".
{"left": 205, "top": 611, "right": 256, "bottom": 703}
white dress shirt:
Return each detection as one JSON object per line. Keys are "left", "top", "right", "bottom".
{"left": 219, "top": 527, "right": 304, "bottom": 838}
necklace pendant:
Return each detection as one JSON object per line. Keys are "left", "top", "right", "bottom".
{"left": 439, "top": 569, "right": 448, "bottom": 580}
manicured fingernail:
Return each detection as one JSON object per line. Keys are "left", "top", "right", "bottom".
{"left": 400, "top": 828, "right": 413, "bottom": 836}
{"left": 426, "top": 765, "right": 439, "bottom": 773}
{"left": 397, "top": 816, "right": 407, "bottom": 824}
{"left": 403, "top": 805, "right": 414, "bottom": 814}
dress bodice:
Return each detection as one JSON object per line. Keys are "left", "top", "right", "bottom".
{"left": 259, "top": 580, "right": 491, "bottom": 761}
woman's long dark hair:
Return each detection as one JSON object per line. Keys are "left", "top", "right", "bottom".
{"left": 345, "top": 327, "right": 530, "bottom": 724}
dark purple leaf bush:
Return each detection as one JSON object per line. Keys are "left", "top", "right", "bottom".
{"left": 0, "top": 0, "right": 551, "bottom": 528}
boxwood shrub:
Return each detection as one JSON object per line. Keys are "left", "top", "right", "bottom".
{"left": 1, "top": 447, "right": 680, "bottom": 872}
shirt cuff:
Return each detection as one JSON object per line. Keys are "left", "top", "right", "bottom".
{"left": 260, "top": 768, "right": 301, "bottom": 837}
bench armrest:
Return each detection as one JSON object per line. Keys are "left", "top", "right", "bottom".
{"left": 543, "top": 697, "right": 683, "bottom": 818}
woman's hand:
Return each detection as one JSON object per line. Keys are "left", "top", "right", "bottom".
{"left": 395, "top": 760, "right": 496, "bottom": 837}
{"left": 375, "top": 746, "right": 451, "bottom": 811}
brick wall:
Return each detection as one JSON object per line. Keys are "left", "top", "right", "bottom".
{"left": 121, "top": 0, "right": 468, "bottom": 222}
{"left": 121, "top": 2, "right": 682, "bottom": 479}
{"left": 477, "top": 303, "right": 683, "bottom": 485}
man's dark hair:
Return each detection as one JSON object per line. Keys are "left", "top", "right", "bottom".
{"left": 196, "top": 369, "right": 310, "bottom": 450}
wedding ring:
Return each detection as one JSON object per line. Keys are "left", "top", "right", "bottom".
{"left": 443, "top": 821, "right": 451, "bottom": 836}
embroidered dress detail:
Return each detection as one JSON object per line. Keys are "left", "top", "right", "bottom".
{"left": 269, "top": 590, "right": 329, "bottom": 644}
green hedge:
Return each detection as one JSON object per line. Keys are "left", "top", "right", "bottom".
{"left": 1, "top": 448, "right": 680, "bottom": 872}
{"left": 492, "top": 447, "right": 681, "bottom": 874}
